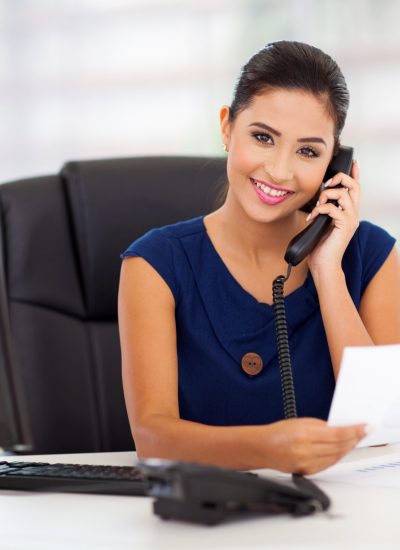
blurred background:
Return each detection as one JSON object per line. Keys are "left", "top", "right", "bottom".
{"left": 1, "top": 0, "right": 399, "bottom": 238}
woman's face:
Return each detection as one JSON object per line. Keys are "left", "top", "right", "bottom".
{"left": 220, "top": 88, "right": 336, "bottom": 223}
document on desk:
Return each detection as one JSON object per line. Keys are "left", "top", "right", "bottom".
{"left": 314, "top": 452, "right": 400, "bottom": 488}
{"left": 328, "top": 344, "right": 400, "bottom": 448}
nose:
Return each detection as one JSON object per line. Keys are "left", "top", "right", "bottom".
{"left": 265, "top": 149, "right": 293, "bottom": 184}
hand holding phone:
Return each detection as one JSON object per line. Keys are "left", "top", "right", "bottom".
{"left": 284, "top": 146, "right": 354, "bottom": 266}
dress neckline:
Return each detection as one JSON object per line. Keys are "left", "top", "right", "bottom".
{"left": 199, "top": 214, "right": 314, "bottom": 309}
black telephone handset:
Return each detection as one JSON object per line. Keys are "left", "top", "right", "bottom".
{"left": 284, "top": 145, "right": 354, "bottom": 266}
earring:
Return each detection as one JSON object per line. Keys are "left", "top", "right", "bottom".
{"left": 222, "top": 143, "right": 228, "bottom": 152}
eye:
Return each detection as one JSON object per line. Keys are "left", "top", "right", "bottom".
{"left": 252, "top": 132, "right": 273, "bottom": 145}
{"left": 298, "top": 146, "right": 320, "bottom": 159}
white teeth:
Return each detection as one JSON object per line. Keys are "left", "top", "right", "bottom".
{"left": 254, "top": 180, "right": 288, "bottom": 197}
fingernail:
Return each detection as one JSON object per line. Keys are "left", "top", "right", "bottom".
{"left": 306, "top": 213, "right": 312, "bottom": 222}
{"left": 323, "top": 178, "right": 332, "bottom": 188}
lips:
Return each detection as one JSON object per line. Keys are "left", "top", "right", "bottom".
{"left": 251, "top": 178, "right": 293, "bottom": 194}
{"left": 250, "top": 177, "right": 294, "bottom": 205}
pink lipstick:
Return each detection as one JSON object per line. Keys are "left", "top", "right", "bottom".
{"left": 250, "top": 178, "right": 294, "bottom": 205}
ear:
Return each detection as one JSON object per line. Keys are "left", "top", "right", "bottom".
{"left": 219, "top": 105, "right": 231, "bottom": 149}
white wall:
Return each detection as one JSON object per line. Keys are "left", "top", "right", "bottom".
{"left": 1, "top": 0, "right": 400, "bottom": 238}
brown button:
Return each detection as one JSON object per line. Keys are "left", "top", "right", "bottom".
{"left": 241, "top": 352, "right": 263, "bottom": 376}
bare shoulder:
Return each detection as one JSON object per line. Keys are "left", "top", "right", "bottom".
{"left": 119, "top": 256, "right": 175, "bottom": 307}
{"left": 359, "top": 245, "right": 400, "bottom": 344}
{"left": 361, "top": 244, "right": 400, "bottom": 298}
{"left": 118, "top": 256, "right": 176, "bottom": 362}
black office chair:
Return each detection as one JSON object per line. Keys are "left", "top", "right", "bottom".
{"left": 0, "top": 156, "right": 226, "bottom": 454}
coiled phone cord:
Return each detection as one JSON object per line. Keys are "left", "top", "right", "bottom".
{"left": 272, "top": 264, "right": 331, "bottom": 511}
{"left": 272, "top": 264, "right": 297, "bottom": 419}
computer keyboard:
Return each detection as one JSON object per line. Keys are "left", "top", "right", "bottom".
{"left": 0, "top": 460, "right": 146, "bottom": 496}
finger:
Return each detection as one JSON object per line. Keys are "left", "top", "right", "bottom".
{"left": 299, "top": 422, "right": 366, "bottom": 444}
{"left": 314, "top": 436, "right": 364, "bottom": 472}
{"left": 312, "top": 434, "right": 362, "bottom": 453}
{"left": 312, "top": 424, "right": 368, "bottom": 444}
{"left": 318, "top": 189, "right": 355, "bottom": 214}
{"left": 292, "top": 426, "right": 365, "bottom": 464}
{"left": 351, "top": 158, "right": 360, "bottom": 184}
{"left": 324, "top": 170, "right": 359, "bottom": 192}
{"left": 318, "top": 188, "right": 353, "bottom": 207}
{"left": 298, "top": 445, "right": 356, "bottom": 474}
{"left": 294, "top": 444, "right": 356, "bottom": 475}
{"left": 300, "top": 439, "right": 360, "bottom": 466}
{"left": 308, "top": 202, "right": 345, "bottom": 222}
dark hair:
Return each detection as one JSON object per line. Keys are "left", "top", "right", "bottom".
{"left": 216, "top": 40, "right": 350, "bottom": 209}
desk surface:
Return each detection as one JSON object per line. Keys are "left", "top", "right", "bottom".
{"left": 1, "top": 445, "right": 400, "bottom": 550}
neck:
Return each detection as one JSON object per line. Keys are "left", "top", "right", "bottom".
{"left": 211, "top": 193, "right": 307, "bottom": 265}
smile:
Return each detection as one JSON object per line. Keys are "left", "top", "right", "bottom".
{"left": 250, "top": 178, "right": 294, "bottom": 205}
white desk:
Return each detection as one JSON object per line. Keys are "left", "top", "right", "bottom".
{"left": 1, "top": 445, "right": 400, "bottom": 550}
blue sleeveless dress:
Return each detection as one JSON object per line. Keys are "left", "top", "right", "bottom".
{"left": 121, "top": 216, "right": 395, "bottom": 426}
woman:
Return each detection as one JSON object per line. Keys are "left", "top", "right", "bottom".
{"left": 118, "top": 41, "right": 400, "bottom": 474}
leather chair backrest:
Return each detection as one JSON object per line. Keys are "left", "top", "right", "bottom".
{"left": 0, "top": 156, "right": 226, "bottom": 453}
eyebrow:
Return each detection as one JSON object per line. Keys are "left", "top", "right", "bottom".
{"left": 248, "top": 122, "right": 327, "bottom": 148}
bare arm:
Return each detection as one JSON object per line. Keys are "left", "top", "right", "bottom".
{"left": 313, "top": 246, "right": 400, "bottom": 378}
{"left": 359, "top": 246, "right": 400, "bottom": 344}
{"left": 118, "top": 257, "right": 365, "bottom": 473}
{"left": 307, "top": 160, "right": 400, "bottom": 377}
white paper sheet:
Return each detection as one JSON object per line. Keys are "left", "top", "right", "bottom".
{"left": 313, "top": 451, "right": 400, "bottom": 487}
{"left": 327, "top": 344, "right": 400, "bottom": 447}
